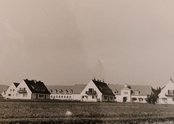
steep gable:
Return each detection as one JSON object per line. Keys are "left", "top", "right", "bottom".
{"left": 159, "top": 79, "right": 174, "bottom": 97}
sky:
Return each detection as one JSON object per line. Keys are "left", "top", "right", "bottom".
{"left": 0, "top": 0, "right": 174, "bottom": 87}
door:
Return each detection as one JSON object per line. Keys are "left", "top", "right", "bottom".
{"left": 123, "top": 97, "right": 127, "bottom": 102}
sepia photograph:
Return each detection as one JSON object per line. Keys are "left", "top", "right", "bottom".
{"left": 1, "top": 0, "right": 174, "bottom": 124}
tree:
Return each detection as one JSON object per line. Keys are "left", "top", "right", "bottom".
{"left": 146, "top": 87, "right": 161, "bottom": 104}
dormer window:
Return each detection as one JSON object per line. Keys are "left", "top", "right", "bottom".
{"left": 123, "top": 91, "right": 128, "bottom": 94}
{"left": 114, "top": 90, "right": 118, "bottom": 94}
{"left": 135, "top": 91, "right": 140, "bottom": 95}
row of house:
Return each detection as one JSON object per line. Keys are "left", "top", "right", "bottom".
{"left": 2, "top": 79, "right": 50, "bottom": 100}
{"left": 1, "top": 78, "right": 152, "bottom": 103}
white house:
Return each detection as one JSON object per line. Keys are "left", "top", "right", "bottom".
{"left": 47, "top": 84, "right": 86, "bottom": 101}
{"left": 81, "top": 79, "right": 115, "bottom": 102}
{"left": 158, "top": 78, "right": 174, "bottom": 104}
{"left": 108, "top": 84, "right": 152, "bottom": 103}
{"left": 3, "top": 79, "right": 50, "bottom": 100}
{"left": 2, "top": 82, "right": 19, "bottom": 99}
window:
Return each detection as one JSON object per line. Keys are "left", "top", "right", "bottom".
{"left": 132, "top": 97, "right": 137, "bottom": 101}
{"left": 8, "top": 94, "right": 11, "bottom": 96}
{"left": 89, "top": 88, "right": 93, "bottom": 92}
{"left": 168, "top": 90, "right": 174, "bottom": 95}
{"left": 92, "top": 96, "right": 95, "bottom": 99}
{"left": 104, "top": 96, "right": 108, "bottom": 99}
{"left": 139, "top": 98, "right": 143, "bottom": 101}
{"left": 114, "top": 90, "right": 118, "bottom": 94}
{"left": 23, "top": 93, "right": 27, "bottom": 97}
{"left": 124, "top": 92, "right": 128, "bottom": 94}
{"left": 173, "top": 98, "right": 174, "bottom": 101}
{"left": 135, "top": 91, "right": 140, "bottom": 95}
{"left": 39, "top": 94, "right": 44, "bottom": 97}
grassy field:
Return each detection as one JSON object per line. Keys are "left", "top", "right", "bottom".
{"left": 0, "top": 101, "right": 174, "bottom": 123}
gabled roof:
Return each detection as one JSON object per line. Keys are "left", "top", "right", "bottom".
{"left": 13, "top": 82, "right": 20, "bottom": 88}
{"left": 24, "top": 79, "right": 50, "bottom": 94}
{"left": 92, "top": 80, "right": 115, "bottom": 96}
{"left": 108, "top": 84, "right": 124, "bottom": 95}
{"left": 108, "top": 84, "right": 152, "bottom": 96}
{"left": 161, "top": 78, "right": 174, "bottom": 90}
{"left": 47, "top": 84, "right": 86, "bottom": 94}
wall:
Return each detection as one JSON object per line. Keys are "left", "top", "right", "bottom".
{"left": 121, "top": 88, "right": 131, "bottom": 102}
{"left": 4, "top": 84, "right": 17, "bottom": 99}
{"left": 131, "top": 95, "right": 147, "bottom": 103}
{"left": 158, "top": 80, "right": 174, "bottom": 104}
{"left": 114, "top": 94, "right": 123, "bottom": 102}
{"left": 81, "top": 80, "right": 102, "bottom": 102}
{"left": 15, "top": 80, "right": 32, "bottom": 99}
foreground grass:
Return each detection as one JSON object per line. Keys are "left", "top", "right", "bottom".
{"left": 0, "top": 101, "right": 174, "bottom": 123}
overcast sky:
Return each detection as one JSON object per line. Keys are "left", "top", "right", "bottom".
{"left": 1, "top": 0, "right": 174, "bottom": 87}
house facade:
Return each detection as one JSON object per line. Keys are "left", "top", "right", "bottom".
{"left": 108, "top": 84, "right": 152, "bottom": 103}
{"left": 2, "top": 83, "right": 19, "bottom": 99}
{"left": 1, "top": 78, "right": 153, "bottom": 103}
{"left": 158, "top": 78, "right": 174, "bottom": 104}
{"left": 81, "top": 80, "right": 115, "bottom": 102}
{"left": 47, "top": 84, "right": 86, "bottom": 101}
{"left": 2, "top": 79, "right": 50, "bottom": 100}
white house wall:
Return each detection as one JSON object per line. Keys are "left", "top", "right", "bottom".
{"left": 158, "top": 80, "right": 174, "bottom": 104}
{"left": 50, "top": 94, "right": 81, "bottom": 101}
{"left": 115, "top": 95, "right": 123, "bottom": 102}
{"left": 131, "top": 95, "right": 147, "bottom": 103}
{"left": 50, "top": 94, "right": 74, "bottom": 100}
{"left": 73, "top": 94, "right": 81, "bottom": 101}
{"left": 121, "top": 89, "right": 131, "bottom": 102}
{"left": 15, "top": 80, "right": 32, "bottom": 99}
{"left": 5, "top": 84, "right": 17, "bottom": 99}
{"left": 81, "top": 80, "right": 102, "bottom": 102}
{"left": 115, "top": 94, "right": 148, "bottom": 103}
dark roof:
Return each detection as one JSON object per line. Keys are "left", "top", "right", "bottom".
{"left": 92, "top": 80, "right": 114, "bottom": 96}
{"left": 47, "top": 84, "right": 86, "bottom": 94}
{"left": 24, "top": 79, "right": 50, "bottom": 94}
{"left": 13, "top": 82, "right": 20, "bottom": 88}
{"left": 108, "top": 84, "right": 152, "bottom": 96}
